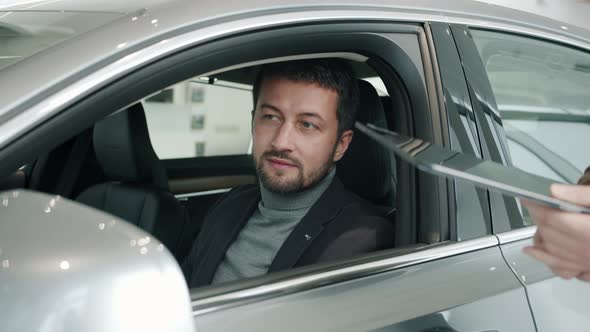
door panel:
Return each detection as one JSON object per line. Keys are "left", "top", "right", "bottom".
{"left": 458, "top": 24, "right": 590, "bottom": 330}
{"left": 500, "top": 235, "right": 590, "bottom": 331}
{"left": 377, "top": 288, "right": 533, "bottom": 332}
{"left": 163, "top": 155, "right": 255, "bottom": 195}
{"left": 169, "top": 175, "right": 255, "bottom": 194}
{"left": 192, "top": 246, "right": 535, "bottom": 331}
{"left": 0, "top": 170, "right": 26, "bottom": 191}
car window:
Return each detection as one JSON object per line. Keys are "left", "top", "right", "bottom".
{"left": 144, "top": 76, "right": 388, "bottom": 160}
{"left": 471, "top": 30, "right": 590, "bottom": 183}
{"left": 506, "top": 137, "right": 564, "bottom": 182}
{"left": 143, "top": 78, "right": 253, "bottom": 159}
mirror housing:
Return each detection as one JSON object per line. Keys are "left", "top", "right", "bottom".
{"left": 0, "top": 190, "right": 195, "bottom": 332}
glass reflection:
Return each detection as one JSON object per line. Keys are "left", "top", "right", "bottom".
{"left": 137, "top": 237, "right": 150, "bottom": 246}
{"left": 59, "top": 260, "right": 70, "bottom": 270}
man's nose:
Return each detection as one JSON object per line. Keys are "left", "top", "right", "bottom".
{"left": 271, "top": 123, "right": 295, "bottom": 151}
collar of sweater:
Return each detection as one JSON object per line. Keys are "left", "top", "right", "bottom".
{"left": 259, "top": 166, "right": 336, "bottom": 211}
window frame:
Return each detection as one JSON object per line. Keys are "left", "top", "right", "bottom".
{"left": 3, "top": 18, "right": 453, "bottom": 304}
{"left": 430, "top": 22, "right": 494, "bottom": 241}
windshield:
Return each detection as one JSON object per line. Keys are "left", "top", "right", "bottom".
{"left": 0, "top": 11, "right": 122, "bottom": 71}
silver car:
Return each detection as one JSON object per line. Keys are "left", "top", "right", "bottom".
{"left": 1, "top": 1, "right": 589, "bottom": 331}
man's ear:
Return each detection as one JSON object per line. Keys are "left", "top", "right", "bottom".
{"left": 333, "top": 129, "right": 353, "bottom": 162}
{"left": 250, "top": 109, "right": 255, "bottom": 132}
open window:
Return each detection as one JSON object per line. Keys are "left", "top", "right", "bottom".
{"left": 7, "top": 21, "right": 449, "bottom": 291}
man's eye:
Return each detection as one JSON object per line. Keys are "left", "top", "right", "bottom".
{"left": 262, "top": 114, "right": 277, "bottom": 120}
{"left": 301, "top": 121, "right": 317, "bottom": 129}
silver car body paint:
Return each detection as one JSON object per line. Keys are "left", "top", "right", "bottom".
{"left": 192, "top": 246, "right": 535, "bottom": 331}
{"left": 499, "top": 233, "right": 590, "bottom": 332}
{"left": 0, "top": 0, "right": 589, "bottom": 148}
{"left": 0, "top": 190, "right": 194, "bottom": 332}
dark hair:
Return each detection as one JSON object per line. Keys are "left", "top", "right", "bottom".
{"left": 252, "top": 59, "right": 359, "bottom": 135}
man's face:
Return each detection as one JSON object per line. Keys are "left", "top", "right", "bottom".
{"left": 252, "top": 77, "right": 353, "bottom": 194}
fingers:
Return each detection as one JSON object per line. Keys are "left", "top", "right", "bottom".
{"left": 551, "top": 183, "right": 590, "bottom": 207}
{"left": 534, "top": 226, "right": 590, "bottom": 269}
{"left": 551, "top": 268, "right": 581, "bottom": 280}
{"left": 523, "top": 246, "right": 587, "bottom": 272}
{"left": 521, "top": 185, "right": 590, "bottom": 280}
{"left": 533, "top": 231, "right": 543, "bottom": 247}
{"left": 577, "top": 271, "right": 590, "bottom": 282}
{"left": 525, "top": 203, "right": 590, "bottom": 244}
{"left": 522, "top": 200, "right": 552, "bottom": 226}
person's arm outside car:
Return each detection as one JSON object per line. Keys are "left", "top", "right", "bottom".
{"left": 523, "top": 167, "right": 590, "bottom": 281}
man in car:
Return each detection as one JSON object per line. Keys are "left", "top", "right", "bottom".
{"left": 182, "top": 59, "right": 394, "bottom": 287}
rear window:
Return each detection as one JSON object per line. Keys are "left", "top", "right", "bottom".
{"left": 0, "top": 11, "right": 121, "bottom": 71}
{"left": 471, "top": 29, "right": 590, "bottom": 183}
{"left": 144, "top": 78, "right": 253, "bottom": 159}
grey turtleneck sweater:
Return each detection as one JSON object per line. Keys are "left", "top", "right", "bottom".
{"left": 212, "top": 167, "right": 336, "bottom": 284}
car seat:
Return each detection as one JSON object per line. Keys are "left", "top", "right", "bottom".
{"left": 76, "top": 103, "right": 189, "bottom": 261}
{"left": 337, "top": 80, "right": 396, "bottom": 215}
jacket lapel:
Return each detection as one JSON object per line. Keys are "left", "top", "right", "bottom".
{"left": 192, "top": 189, "right": 260, "bottom": 286}
{"left": 269, "top": 178, "right": 350, "bottom": 272}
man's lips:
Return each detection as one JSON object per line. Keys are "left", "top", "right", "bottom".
{"left": 266, "top": 157, "right": 297, "bottom": 169}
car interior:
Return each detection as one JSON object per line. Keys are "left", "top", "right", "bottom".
{"left": 0, "top": 49, "right": 445, "bottom": 282}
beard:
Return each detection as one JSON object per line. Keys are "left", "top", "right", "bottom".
{"left": 255, "top": 149, "right": 335, "bottom": 194}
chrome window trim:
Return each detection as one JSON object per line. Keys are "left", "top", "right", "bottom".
{"left": 190, "top": 235, "right": 498, "bottom": 316}
{"left": 1, "top": 9, "right": 590, "bottom": 149}
{"left": 175, "top": 188, "right": 230, "bottom": 199}
{"left": 496, "top": 226, "right": 536, "bottom": 245}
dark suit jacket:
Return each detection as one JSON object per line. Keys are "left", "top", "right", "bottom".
{"left": 182, "top": 177, "right": 394, "bottom": 288}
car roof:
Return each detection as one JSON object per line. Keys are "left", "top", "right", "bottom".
{"left": 0, "top": 0, "right": 587, "bottom": 34}
{"left": 1, "top": 0, "right": 589, "bottom": 148}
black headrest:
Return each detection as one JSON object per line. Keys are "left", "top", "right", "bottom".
{"left": 337, "top": 80, "right": 393, "bottom": 205}
{"left": 93, "top": 103, "right": 169, "bottom": 190}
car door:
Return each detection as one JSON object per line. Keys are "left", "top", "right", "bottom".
{"left": 454, "top": 23, "right": 590, "bottom": 330}
{"left": 179, "top": 18, "right": 535, "bottom": 332}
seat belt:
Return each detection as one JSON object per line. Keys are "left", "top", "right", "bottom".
{"left": 55, "top": 129, "right": 93, "bottom": 198}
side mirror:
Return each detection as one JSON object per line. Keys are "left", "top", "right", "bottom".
{"left": 0, "top": 190, "right": 195, "bottom": 332}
